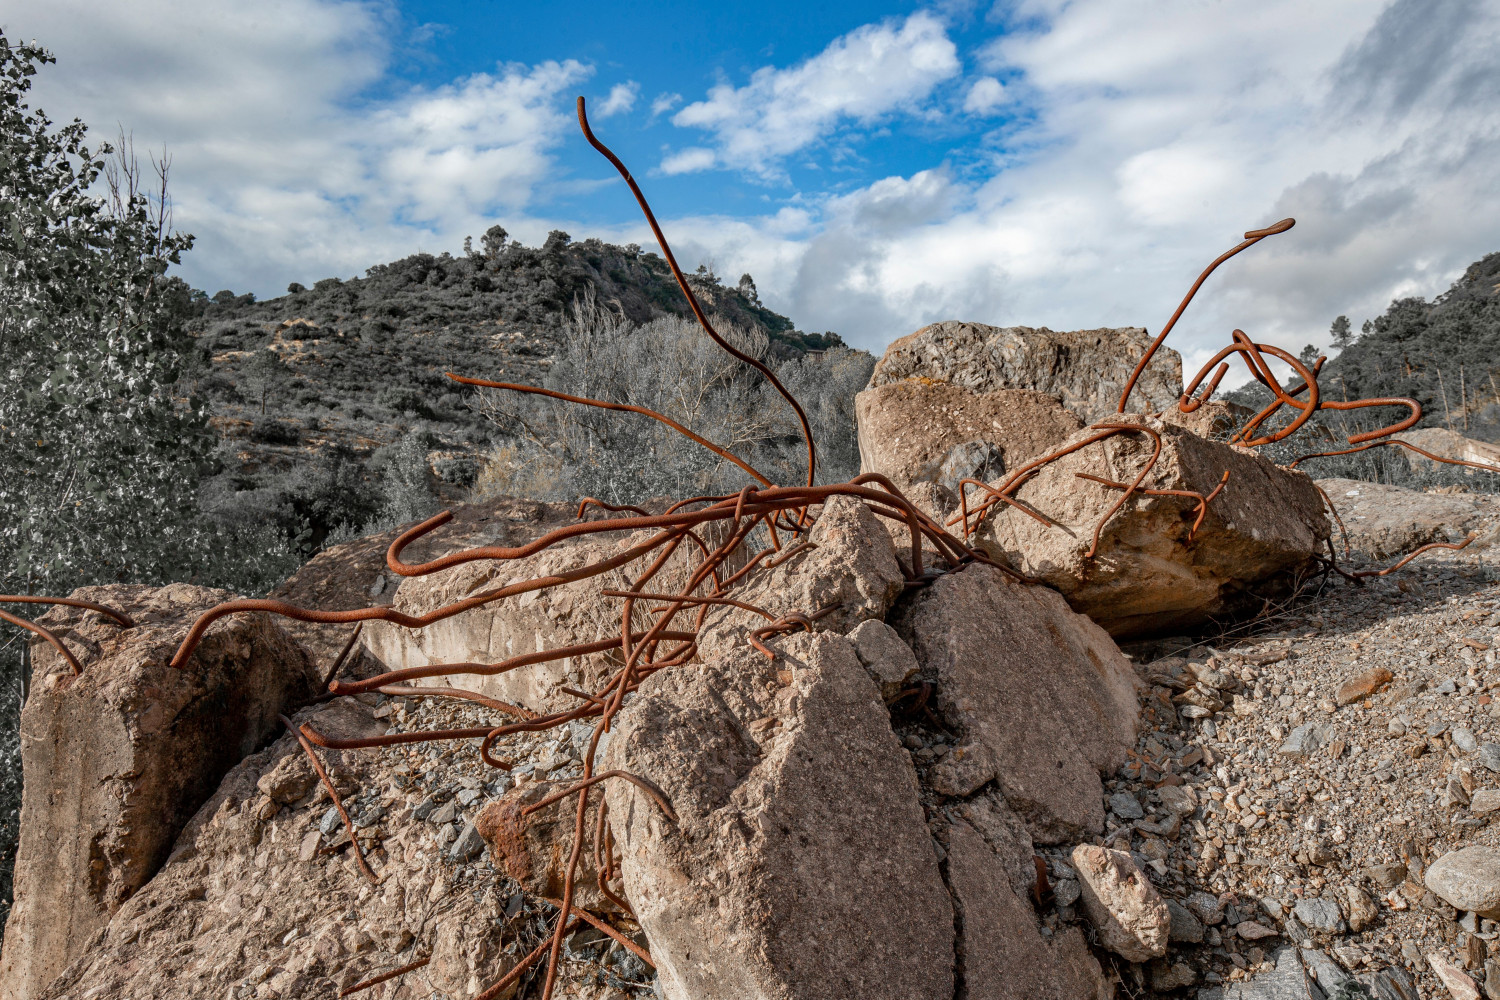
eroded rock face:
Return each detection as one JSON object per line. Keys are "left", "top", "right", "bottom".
{"left": 696, "top": 495, "right": 905, "bottom": 660}
{"left": 854, "top": 381, "right": 1085, "bottom": 492}
{"left": 362, "top": 497, "right": 741, "bottom": 716}
{"left": 971, "top": 415, "right": 1329, "bottom": 637}
{"left": 602, "top": 632, "right": 954, "bottom": 1000}
{"left": 892, "top": 562, "right": 1140, "bottom": 842}
{"left": 0, "top": 584, "right": 317, "bottom": 1000}
{"left": 1317, "top": 478, "right": 1487, "bottom": 560}
{"left": 867, "top": 320, "right": 1183, "bottom": 422}
{"left": 33, "top": 697, "right": 512, "bottom": 1000}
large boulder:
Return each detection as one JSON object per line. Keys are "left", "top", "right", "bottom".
{"left": 971, "top": 415, "right": 1329, "bottom": 637}
{"left": 33, "top": 697, "right": 512, "bottom": 1000}
{"left": 890, "top": 561, "right": 1140, "bottom": 842}
{"left": 601, "top": 632, "right": 954, "bottom": 1000}
{"left": 362, "top": 497, "right": 740, "bottom": 716}
{"left": 1317, "top": 478, "right": 1494, "bottom": 560}
{"left": 853, "top": 381, "right": 1085, "bottom": 492}
{"left": 1395, "top": 427, "right": 1500, "bottom": 473}
{"left": 867, "top": 320, "right": 1183, "bottom": 422}
{"left": 0, "top": 584, "right": 318, "bottom": 1000}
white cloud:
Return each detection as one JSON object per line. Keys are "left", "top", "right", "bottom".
{"left": 668, "top": 11, "right": 960, "bottom": 176}
{"left": 650, "top": 92, "right": 683, "bottom": 116}
{"left": 659, "top": 147, "right": 717, "bottom": 176}
{"left": 963, "top": 76, "right": 1008, "bottom": 114}
{"left": 9, "top": 0, "right": 591, "bottom": 296}
{"left": 598, "top": 81, "right": 639, "bottom": 117}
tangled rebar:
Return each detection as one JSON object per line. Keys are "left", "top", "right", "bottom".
{"left": 6, "top": 96, "right": 1498, "bottom": 1000}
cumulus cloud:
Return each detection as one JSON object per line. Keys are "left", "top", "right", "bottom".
{"left": 962, "top": 76, "right": 1008, "bottom": 114}
{"left": 659, "top": 147, "right": 717, "bottom": 176}
{"left": 666, "top": 11, "right": 960, "bottom": 176}
{"left": 597, "top": 81, "right": 639, "bottom": 117}
{"left": 10, "top": 0, "right": 591, "bottom": 295}
{"left": 650, "top": 92, "right": 683, "bottom": 117}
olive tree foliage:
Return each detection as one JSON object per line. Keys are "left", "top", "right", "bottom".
{"left": 0, "top": 35, "right": 297, "bottom": 927}
{"left": 471, "top": 290, "right": 874, "bottom": 504}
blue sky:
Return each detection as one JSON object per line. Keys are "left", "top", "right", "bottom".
{"left": 7, "top": 0, "right": 1500, "bottom": 376}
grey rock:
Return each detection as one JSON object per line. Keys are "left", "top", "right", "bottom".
{"left": 937, "top": 439, "right": 1005, "bottom": 496}
{"left": 447, "top": 821, "right": 485, "bottom": 862}
{"left": 1362, "top": 966, "right": 1417, "bottom": 1000}
{"left": 1479, "top": 744, "right": 1500, "bottom": 773}
{"left": 1293, "top": 897, "right": 1344, "bottom": 934}
{"left": 1429, "top": 718, "right": 1452, "bottom": 735}
{"left": 1300, "top": 949, "right": 1357, "bottom": 994}
{"left": 1219, "top": 946, "right": 1322, "bottom": 999}
{"left": 1365, "top": 863, "right": 1407, "bottom": 888}
{"left": 455, "top": 788, "right": 480, "bottom": 806}
{"left": 1425, "top": 846, "right": 1500, "bottom": 917}
{"left": 319, "top": 806, "right": 342, "bottom": 837}
{"left": 1455, "top": 727, "right": 1479, "bottom": 752}
{"left": 1189, "top": 891, "right": 1226, "bottom": 926}
{"left": 428, "top": 800, "right": 457, "bottom": 826}
{"left": 1110, "top": 792, "right": 1145, "bottom": 821}
{"left": 1281, "top": 723, "right": 1330, "bottom": 759}
{"left": 411, "top": 796, "right": 440, "bottom": 822}
{"left": 1168, "top": 898, "right": 1206, "bottom": 943}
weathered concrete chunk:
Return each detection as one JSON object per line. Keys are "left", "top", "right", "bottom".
{"left": 362, "top": 497, "right": 742, "bottom": 715}
{"left": 845, "top": 618, "right": 920, "bottom": 702}
{"left": 1425, "top": 846, "right": 1500, "bottom": 917}
{"left": 475, "top": 778, "right": 623, "bottom": 912}
{"left": 1317, "top": 478, "right": 1486, "bottom": 560}
{"left": 601, "top": 632, "right": 953, "bottom": 1000}
{"left": 971, "top": 415, "right": 1329, "bottom": 637}
{"left": 854, "top": 380, "right": 1084, "bottom": 492}
{"left": 867, "top": 320, "right": 1183, "bottom": 422}
{"left": 698, "top": 495, "right": 905, "bottom": 659}
{"left": 892, "top": 562, "right": 1140, "bottom": 841}
{"left": 0, "top": 584, "right": 317, "bottom": 1000}
{"left": 946, "top": 816, "right": 1111, "bottom": 999}
{"left": 32, "top": 697, "right": 430, "bottom": 1000}
{"left": 1070, "top": 844, "right": 1169, "bottom": 962}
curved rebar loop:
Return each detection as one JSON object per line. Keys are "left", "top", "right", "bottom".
{"left": 449, "top": 374, "right": 775, "bottom": 489}
{"left": 1074, "top": 468, "right": 1229, "bottom": 541}
{"left": 0, "top": 594, "right": 136, "bottom": 628}
{"left": 1289, "top": 435, "right": 1500, "bottom": 473}
{"left": 280, "top": 714, "right": 377, "bottom": 883}
{"left": 1352, "top": 534, "right": 1475, "bottom": 577}
{"left": 1118, "top": 218, "right": 1295, "bottom": 414}
{"left": 521, "top": 770, "right": 678, "bottom": 824}
{"left": 0, "top": 607, "right": 82, "bottom": 675}
{"left": 1198, "top": 332, "right": 1321, "bottom": 446}
{"left": 576, "top": 96, "right": 818, "bottom": 488}
{"left": 748, "top": 609, "right": 828, "bottom": 660}
{"left": 338, "top": 957, "right": 430, "bottom": 998}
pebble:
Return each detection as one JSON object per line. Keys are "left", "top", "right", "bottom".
{"left": 1454, "top": 727, "right": 1479, "bottom": 753}
{"left": 1336, "top": 667, "right": 1394, "bottom": 705}
{"left": 448, "top": 820, "right": 485, "bottom": 862}
{"left": 1235, "top": 920, "right": 1278, "bottom": 941}
{"left": 1167, "top": 898, "right": 1205, "bottom": 944}
{"left": 1279, "top": 723, "right": 1328, "bottom": 759}
{"left": 1479, "top": 743, "right": 1500, "bottom": 773}
{"left": 1108, "top": 791, "right": 1145, "bottom": 820}
{"left": 1293, "top": 897, "right": 1342, "bottom": 934}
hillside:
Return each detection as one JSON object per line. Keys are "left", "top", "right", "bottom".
{"left": 184, "top": 230, "right": 843, "bottom": 550}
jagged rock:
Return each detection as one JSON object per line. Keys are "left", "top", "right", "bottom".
{"left": 601, "top": 632, "right": 953, "bottom": 1000}
{"left": 1317, "top": 478, "right": 1487, "bottom": 560}
{"left": 475, "top": 778, "right": 624, "bottom": 911}
{"left": 1394, "top": 427, "right": 1500, "bottom": 474}
{"left": 697, "top": 495, "right": 905, "bottom": 659}
{"left": 1070, "top": 844, "right": 1169, "bottom": 961}
{"left": 892, "top": 561, "right": 1140, "bottom": 841}
{"left": 1168, "top": 898, "right": 1206, "bottom": 943}
{"left": 945, "top": 816, "right": 1111, "bottom": 999}
{"left": 853, "top": 380, "right": 1084, "bottom": 492}
{"left": 1425, "top": 846, "right": 1500, "bottom": 917}
{"left": 32, "top": 697, "right": 472, "bottom": 1000}
{"left": 971, "top": 414, "right": 1328, "bottom": 637}
{"left": 1217, "top": 945, "right": 1323, "bottom": 998}
{"left": 0, "top": 584, "right": 317, "bottom": 1000}
{"left": 867, "top": 320, "right": 1183, "bottom": 422}
{"left": 1429, "top": 953, "right": 1483, "bottom": 1000}
{"left": 1160, "top": 398, "right": 1256, "bottom": 439}
{"left": 361, "top": 497, "right": 740, "bottom": 716}
{"left": 845, "top": 618, "right": 921, "bottom": 702}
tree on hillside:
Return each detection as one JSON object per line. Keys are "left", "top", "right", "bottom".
{"left": 1330, "top": 315, "right": 1353, "bottom": 350}
{"left": 242, "top": 348, "right": 290, "bottom": 415}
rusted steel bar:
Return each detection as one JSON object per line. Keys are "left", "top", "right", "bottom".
{"left": 0, "top": 608, "right": 82, "bottom": 676}
{"left": 1289, "top": 436, "right": 1500, "bottom": 473}
{"left": 0, "top": 594, "right": 135, "bottom": 628}
{"left": 536, "top": 896, "right": 654, "bottom": 967}
{"left": 321, "top": 622, "right": 363, "bottom": 690}
{"left": 281, "top": 714, "right": 376, "bottom": 883}
{"left": 472, "top": 918, "right": 582, "bottom": 1000}
{"left": 521, "top": 769, "right": 677, "bottom": 824}
{"left": 338, "top": 956, "right": 430, "bottom": 997}
{"left": 372, "top": 685, "right": 537, "bottom": 720}
{"left": 1351, "top": 534, "right": 1475, "bottom": 577}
